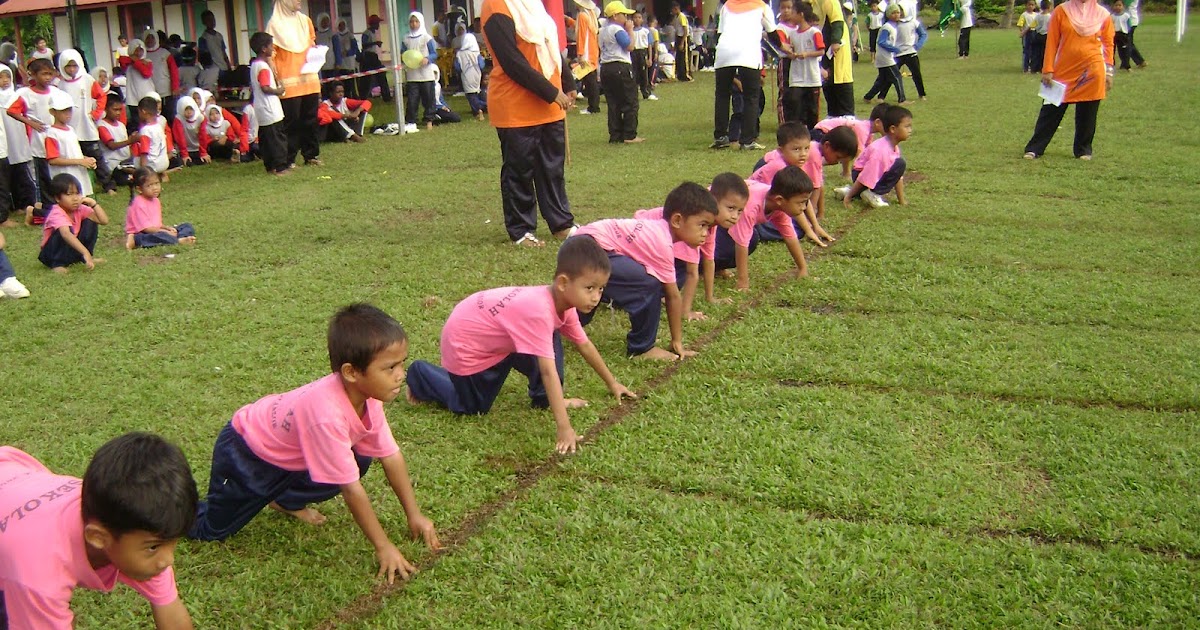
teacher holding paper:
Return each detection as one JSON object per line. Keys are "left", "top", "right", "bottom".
{"left": 1023, "top": 0, "right": 1113, "bottom": 161}
{"left": 268, "top": 0, "right": 323, "bottom": 166}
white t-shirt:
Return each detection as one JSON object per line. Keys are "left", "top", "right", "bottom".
{"left": 868, "top": 10, "right": 885, "bottom": 29}
{"left": 788, "top": 26, "right": 825, "bottom": 88}
{"left": 714, "top": 3, "right": 777, "bottom": 69}
{"left": 960, "top": 0, "right": 975, "bottom": 28}
{"left": 250, "top": 59, "right": 284, "bottom": 127}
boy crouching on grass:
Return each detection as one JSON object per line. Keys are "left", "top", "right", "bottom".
{"left": 407, "top": 236, "right": 636, "bottom": 455}
{"left": 840, "top": 105, "right": 912, "bottom": 209}
{"left": 189, "top": 304, "right": 441, "bottom": 584}
{"left": 0, "top": 433, "right": 199, "bottom": 629}
{"left": 574, "top": 182, "right": 718, "bottom": 361}
{"left": 713, "top": 166, "right": 815, "bottom": 289}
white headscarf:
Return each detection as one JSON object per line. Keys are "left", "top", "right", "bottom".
{"left": 143, "top": 30, "right": 160, "bottom": 52}
{"left": 190, "top": 87, "right": 214, "bottom": 107}
{"left": 204, "top": 103, "right": 227, "bottom": 134}
{"left": 267, "top": 0, "right": 315, "bottom": 53}
{"left": 176, "top": 95, "right": 201, "bottom": 122}
{"left": 0, "top": 65, "right": 15, "bottom": 103}
{"left": 460, "top": 32, "right": 480, "bottom": 53}
{"left": 574, "top": 0, "right": 601, "bottom": 30}
{"left": 56, "top": 49, "right": 85, "bottom": 80}
{"left": 406, "top": 12, "right": 429, "bottom": 39}
{"left": 91, "top": 66, "right": 110, "bottom": 90}
{"left": 505, "top": 0, "right": 562, "bottom": 78}
{"left": 128, "top": 39, "right": 147, "bottom": 58}
{"left": 316, "top": 12, "right": 332, "bottom": 32}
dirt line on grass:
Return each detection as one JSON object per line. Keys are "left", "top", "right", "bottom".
{"left": 571, "top": 471, "right": 1200, "bottom": 564}
{"left": 314, "top": 207, "right": 880, "bottom": 628}
{"left": 775, "top": 377, "right": 1199, "bottom": 414}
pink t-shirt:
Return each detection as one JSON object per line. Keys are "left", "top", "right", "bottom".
{"left": 0, "top": 447, "right": 179, "bottom": 629}
{"left": 231, "top": 373, "right": 401, "bottom": 485}
{"left": 632, "top": 207, "right": 716, "bottom": 265}
{"left": 727, "top": 180, "right": 797, "bottom": 247}
{"left": 751, "top": 142, "right": 826, "bottom": 189}
{"left": 853, "top": 136, "right": 902, "bottom": 190}
{"left": 441, "top": 285, "right": 589, "bottom": 376}
{"left": 125, "top": 195, "right": 163, "bottom": 234}
{"left": 575, "top": 218, "right": 676, "bottom": 285}
{"left": 40, "top": 204, "right": 94, "bottom": 248}
{"left": 815, "top": 116, "right": 873, "bottom": 152}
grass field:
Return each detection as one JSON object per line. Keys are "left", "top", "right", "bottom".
{"left": 2, "top": 16, "right": 1199, "bottom": 628}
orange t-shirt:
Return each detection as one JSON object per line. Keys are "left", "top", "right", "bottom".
{"left": 482, "top": 0, "right": 567, "bottom": 129}
{"left": 273, "top": 20, "right": 321, "bottom": 98}
{"left": 575, "top": 11, "right": 599, "bottom": 65}
{"left": 1043, "top": 7, "right": 1114, "bottom": 104}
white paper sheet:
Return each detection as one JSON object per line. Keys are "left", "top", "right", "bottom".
{"left": 1038, "top": 80, "right": 1067, "bottom": 106}
{"left": 300, "top": 45, "right": 329, "bottom": 75}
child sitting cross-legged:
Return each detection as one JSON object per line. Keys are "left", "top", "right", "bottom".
{"left": 574, "top": 182, "right": 718, "bottom": 361}
{"left": 841, "top": 104, "right": 911, "bottom": 208}
{"left": 189, "top": 304, "right": 441, "bottom": 584}
{"left": 124, "top": 167, "right": 196, "bottom": 249}
{"left": 713, "top": 166, "right": 815, "bottom": 288}
{"left": 635, "top": 172, "right": 749, "bottom": 321}
{"left": 38, "top": 173, "right": 109, "bottom": 273}
{"left": 406, "top": 237, "right": 636, "bottom": 455}
{"left": 0, "top": 433, "right": 199, "bottom": 628}
{"left": 202, "top": 104, "right": 244, "bottom": 163}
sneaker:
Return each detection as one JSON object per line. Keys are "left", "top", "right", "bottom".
{"left": 403, "top": 123, "right": 419, "bottom": 134}
{"left": 579, "top": 109, "right": 593, "bottom": 115}
{"left": 1023, "top": 152, "right": 1038, "bottom": 160}
{"left": 740, "top": 141, "right": 766, "bottom": 151}
{"left": 862, "top": 191, "right": 890, "bottom": 208}
{"left": 832, "top": 185, "right": 852, "bottom": 200}
{"left": 709, "top": 136, "right": 731, "bottom": 149}
{"left": 647, "top": 94, "right": 659, "bottom": 101}
{"left": 0, "top": 276, "right": 30, "bottom": 299}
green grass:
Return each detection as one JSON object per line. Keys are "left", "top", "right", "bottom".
{"left": 2, "top": 17, "right": 1198, "bottom": 628}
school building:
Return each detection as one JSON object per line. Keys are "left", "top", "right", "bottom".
{"left": 0, "top": 0, "right": 714, "bottom": 73}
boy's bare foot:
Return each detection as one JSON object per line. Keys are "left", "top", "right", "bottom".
{"left": 106, "top": 189, "right": 118, "bottom": 195}
{"left": 52, "top": 266, "right": 69, "bottom": 274}
{"left": 351, "top": 134, "right": 366, "bottom": 143}
{"left": 92, "top": 258, "right": 105, "bottom": 265}
{"left": 635, "top": 347, "right": 679, "bottom": 361}
{"left": 405, "top": 389, "right": 422, "bottom": 405}
{"left": 161, "top": 173, "right": 171, "bottom": 183}
{"left": 24, "top": 211, "right": 34, "bottom": 226}
{"left": 179, "top": 236, "right": 196, "bottom": 245}
{"left": 0, "top": 219, "right": 16, "bottom": 228}
{"left": 564, "top": 398, "right": 589, "bottom": 409}
{"left": 269, "top": 502, "right": 328, "bottom": 525}
{"left": 125, "top": 234, "right": 135, "bottom": 250}
{"left": 716, "top": 269, "right": 734, "bottom": 279}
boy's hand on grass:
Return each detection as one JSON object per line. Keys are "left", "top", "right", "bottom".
{"left": 686, "top": 310, "right": 708, "bottom": 321}
{"left": 83, "top": 253, "right": 95, "bottom": 270}
{"left": 556, "top": 425, "right": 581, "bottom": 454}
{"left": 842, "top": 195, "right": 853, "bottom": 209}
{"left": 610, "top": 383, "right": 637, "bottom": 401}
{"left": 408, "top": 513, "right": 442, "bottom": 551}
{"left": 670, "top": 340, "right": 697, "bottom": 359}
{"left": 375, "top": 543, "right": 416, "bottom": 585}
{"left": 201, "top": 154, "right": 212, "bottom": 164}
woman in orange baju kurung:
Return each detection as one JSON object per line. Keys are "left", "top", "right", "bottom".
{"left": 1023, "top": 0, "right": 1114, "bottom": 160}
{"left": 268, "top": 0, "right": 322, "bottom": 166}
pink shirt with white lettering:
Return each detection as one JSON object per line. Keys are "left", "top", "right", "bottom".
{"left": 727, "top": 180, "right": 798, "bottom": 247}
{"left": 231, "top": 373, "right": 400, "bottom": 485}
{"left": 40, "top": 204, "right": 94, "bottom": 248}
{"left": 0, "top": 447, "right": 179, "bottom": 629}
{"left": 632, "top": 207, "right": 716, "bottom": 265}
{"left": 751, "top": 142, "right": 826, "bottom": 190}
{"left": 575, "top": 218, "right": 676, "bottom": 285}
{"left": 124, "top": 195, "right": 163, "bottom": 234}
{"left": 853, "top": 136, "right": 902, "bottom": 190}
{"left": 441, "top": 285, "right": 588, "bottom": 376}
{"left": 815, "top": 116, "right": 873, "bottom": 152}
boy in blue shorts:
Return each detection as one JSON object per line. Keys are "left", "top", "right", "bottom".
{"left": 406, "top": 237, "right": 636, "bottom": 454}
{"left": 574, "top": 181, "right": 717, "bottom": 360}
{"left": 189, "top": 304, "right": 441, "bottom": 584}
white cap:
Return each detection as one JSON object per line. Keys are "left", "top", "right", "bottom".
{"left": 146, "top": 90, "right": 162, "bottom": 102}
{"left": 49, "top": 89, "right": 74, "bottom": 111}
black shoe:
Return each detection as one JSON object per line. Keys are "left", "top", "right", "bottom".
{"left": 710, "top": 136, "right": 731, "bottom": 149}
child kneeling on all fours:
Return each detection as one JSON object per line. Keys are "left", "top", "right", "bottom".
{"left": 39, "top": 173, "right": 110, "bottom": 273}
{"left": 125, "top": 167, "right": 196, "bottom": 249}
{"left": 713, "top": 166, "right": 815, "bottom": 288}
{"left": 406, "top": 237, "right": 636, "bottom": 454}
{"left": 0, "top": 433, "right": 200, "bottom": 628}
{"left": 189, "top": 304, "right": 441, "bottom": 584}
{"left": 840, "top": 104, "right": 912, "bottom": 208}
{"left": 751, "top": 121, "right": 855, "bottom": 237}
{"left": 0, "top": 228, "right": 31, "bottom": 298}
{"left": 574, "top": 182, "right": 719, "bottom": 361}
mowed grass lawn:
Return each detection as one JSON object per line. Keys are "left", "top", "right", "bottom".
{"left": 3, "top": 16, "right": 1199, "bottom": 628}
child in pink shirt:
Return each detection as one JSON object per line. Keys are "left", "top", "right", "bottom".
{"left": 38, "top": 173, "right": 110, "bottom": 272}
{"left": 124, "top": 167, "right": 196, "bottom": 249}
{"left": 844, "top": 105, "right": 912, "bottom": 209}
{"left": 407, "top": 237, "right": 636, "bottom": 454}
{"left": 189, "top": 304, "right": 441, "bottom": 585}
{"left": 714, "top": 166, "right": 814, "bottom": 289}
{"left": 818, "top": 102, "right": 889, "bottom": 179}
{"left": 634, "top": 173, "right": 749, "bottom": 321}
{"left": 574, "top": 182, "right": 718, "bottom": 361}
{"left": 750, "top": 122, "right": 853, "bottom": 236}
{"left": 0, "top": 433, "right": 198, "bottom": 629}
